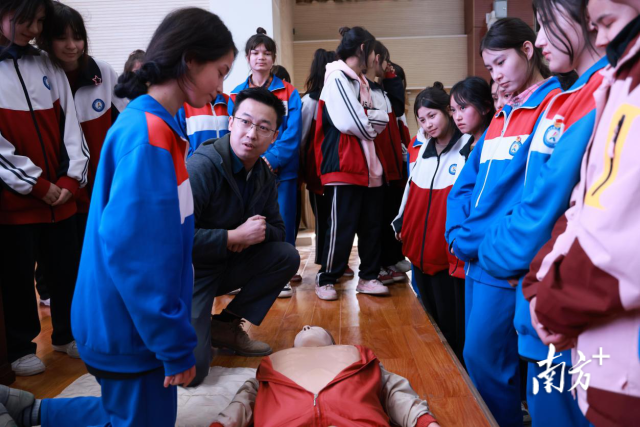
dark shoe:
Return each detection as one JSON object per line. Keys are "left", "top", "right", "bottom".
{"left": 210, "top": 318, "right": 272, "bottom": 357}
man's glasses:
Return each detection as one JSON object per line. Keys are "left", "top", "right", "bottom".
{"left": 232, "top": 116, "right": 277, "bottom": 137}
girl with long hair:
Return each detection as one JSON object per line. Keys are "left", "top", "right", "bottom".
{"left": 445, "top": 17, "right": 562, "bottom": 426}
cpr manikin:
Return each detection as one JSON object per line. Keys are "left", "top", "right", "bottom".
{"left": 209, "top": 326, "right": 440, "bottom": 427}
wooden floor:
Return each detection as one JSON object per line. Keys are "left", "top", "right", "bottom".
{"left": 14, "top": 238, "right": 497, "bottom": 427}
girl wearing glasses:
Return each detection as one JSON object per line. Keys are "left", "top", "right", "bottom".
{"left": 228, "top": 28, "right": 302, "bottom": 287}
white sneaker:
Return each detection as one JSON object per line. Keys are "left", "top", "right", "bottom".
{"left": 278, "top": 284, "right": 293, "bottom": 298}
{"left": 394, "top": 259, "right": 411, "bottom": 273}
{"left": 356, "top": 279, "right": 390, "bottom": 296}
{"left": 315, "top": 284, "right": 338, "bottom": 301}
{"left": 52, "top": 340, "right": 80, "bottom": 359}
{"left": 39, "top": 298, "right": 50, "bottom": 307}
{"left": 10, "top": 354, "right": 45, "bottom": 376}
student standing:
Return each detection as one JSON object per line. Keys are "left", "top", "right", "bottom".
{"left": 0, "top": 0, "right": 88, "bottom": 376}
{"left": 228, "top": 28, "right": 302, "bottom": 254}
{"left": 0, "top": 8, "right": 236, "bottom": 427}
{"left": 445, "top": 18, "right": 561, "bottom": 427}
{"left": 314, "top": 26, "right": 390, "bottom": 300}
{"left": 300, "top": 48, "right": 339, "bottom": 267}
{"left": 477, "top": 1, "right": 609, "bottom": 425}
{"left": 364, "top": 41, "right": 408, "bottom": 285}
{"left": 37, "top": 2, "right": 128, "bottom": 244}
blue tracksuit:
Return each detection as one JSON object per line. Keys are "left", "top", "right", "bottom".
{"left": 446, "top": 78, "right": 561, "bottom": 427}
{"left": 176, "top": 93, "right": 230, "bottom": 157}
{"left": 42, "top": 95, "right": 198, "bottom": 426}
{"left": 228, "top": 76, "right": 302, "bottom": 246}
{"left": 478, "top": 58, "right": 608, "bottom": 427}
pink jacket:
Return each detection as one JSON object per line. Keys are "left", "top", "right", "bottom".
{"left": 522, "top": 18, "right": 640, "bottom": 426}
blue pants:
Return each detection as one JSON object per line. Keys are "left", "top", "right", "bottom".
{"left": 464, "top": 277, "right": 522, "bottom": 427}
{"left": 41, "top": 368, "right": 177, "bottom": 427}
{"left": 527, "top": 361, "right": 592, "bottom": 427}
{"left": 277, "top": 178, "right": 298, "bottom": 246}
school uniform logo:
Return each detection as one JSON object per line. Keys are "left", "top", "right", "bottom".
{"left": 43, "top": 76, "right": 51, "bottom": 90}
{"left": 92, "top": 99, "right": 105, "bottom": 112}
{"left": 509, "top": 136, "right": 522, "bottom": 156}
{"left": 543, "top": 119, "right": 564, "bottom": 148}
{"left": 449, "top": 164, "right": 457, "bottom": 175}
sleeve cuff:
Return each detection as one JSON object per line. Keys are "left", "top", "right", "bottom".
{"left": 416, "top": 414, "right": 437, "bottom": 427}
{"left": 31, "top": 177, "right": 51, "bottom": 199}
{"left": 56, "top": 176, "right": 80, "bottom": 195}
{"left": 163, "top": 353, "right": 196, "bottom": 377}
{"left": 263, "top": 152, "right": 279, "bottom": 172}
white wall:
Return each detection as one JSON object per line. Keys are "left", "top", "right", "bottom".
{"left": 63, "top": 0, "right": 209, "bottom": 74}
{"left": 209, "top": 1, "right": 275, "bottom": 93}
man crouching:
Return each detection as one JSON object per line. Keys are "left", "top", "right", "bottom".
{"left": 187, "top": 87, "right": 299, "bottom": 386}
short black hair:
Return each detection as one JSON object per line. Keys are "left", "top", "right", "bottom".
{"left": 234, "top": 87, "right": 285, "bottom": 129}
{"left": 0, "top": 0, "right": 54, "bottom": 52}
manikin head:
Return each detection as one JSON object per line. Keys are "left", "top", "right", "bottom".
{"left": 294, "top": 326, "right": 336, "bottom": 348}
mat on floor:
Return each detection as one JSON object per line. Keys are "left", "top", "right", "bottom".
{"left": 55, "top": 366, "right": 257, "bottom": 427}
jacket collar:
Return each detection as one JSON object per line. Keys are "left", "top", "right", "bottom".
{"left": 0, "top": 44, "right": 39, "bottom": 62}
{"left": 233, "top": 74, "right": 285, "bottom": 94}
{"left": 256, "top": 345, "right": 379, "bottom": 388}
{"left": 213, "top": 93, "right": 228, "bottom": 106}
{"left": 459, "top": 134, "right": 474, "bottom": 160}
{"left": 567, "top": 56, "right": 609, "bottom": 92}
{"left": 422, "top": 127, "right": 463, "bottom": 159}
{"left": 518, "top": 77, "right": 561, "bottom": 109}
{"left": 607, "top": 14, "right": 640, "bottom": 67}
{"left": 127, "top": 94, "right": 184, "bottom": 137}
{"left": 76, "top": 56, "right": 104, "bottom": 89}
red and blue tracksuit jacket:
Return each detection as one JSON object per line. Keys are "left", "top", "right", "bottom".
{"left": 228, "top": 76, "right": 301, "bottom": 181}
{"left": 393, "top": 129, "right": 471, "bottom": 278}
{"left": 478, "top": 57, "right": 608, "bottom": 360}
{"left": 74, "top": 57, "right": 128, "bottom": 213}
{"left": 445, "top": 77, "right": 561, "bottom": 288}
{"left": 177, "top": 93, "right": 230, "bottom": 158}
{"left": 0, "top": 45, "right": 88, "bottom": 224}
{"left": 407, "top": 129, "right": 427, "bottom": 177}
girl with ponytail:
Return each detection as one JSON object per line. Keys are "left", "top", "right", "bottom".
{"left": 393, "top": 82, "right": 472, "bottom": 364}
{"left": 314, "top": 26, "right": 391, "bottom": 301}
{"left": 445, "top": 17, "right": 562, "bottom": 427}
{"left": 11, "top": 8, "right": 238, "bottom": 427}
{"left": 228, "top": 28, "right": 303, "bottom": 285}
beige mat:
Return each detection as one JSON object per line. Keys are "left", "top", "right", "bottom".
{"left": 55, "top": 366, "right": 257, "bottom": 427}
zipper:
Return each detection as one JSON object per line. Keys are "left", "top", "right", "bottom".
{"left": 589, "top": 114, "right": 625, "bottom": 197}
{"left": 419, "top": 154, "right": 441, "bottom": 271}
{"left": 13, "top": 58, "right": 55, "bottom": 222}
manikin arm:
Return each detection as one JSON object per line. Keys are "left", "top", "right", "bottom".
{"left": 209, "top": 378, "right": 258, "bottom": 427}
{"left": 380, "top": 365, "right": 438, "bottom": 427}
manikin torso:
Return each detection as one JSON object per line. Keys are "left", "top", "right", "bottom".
{"left": 270, "top": 345, "right": 361, "bottom": 394}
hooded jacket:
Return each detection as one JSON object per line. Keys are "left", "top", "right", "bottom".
{"left": 177, "top": 93, "right": 230, "bottom": 158}
{"left": 369, "top": 77, "right": 404, "bottom": 182}
{"left": 72, "top": 94, "right": 197, "bottom": 377}
{"left": 0, "top": 45, "right": 88, "bottom": 224}
{"left": 478, "top": 57, "right": 607, "bottom": 361}
{"left": 314, "top": 60, "right": 389, "bottom": 187}
{"left": 73, "top": 57, "right": 128, "bottom": 213}
{"left": 229, "top": 76, "right": 301, "bottom": 181}
{"left": 187, "top": 134, "right": 285, "bottom": 269}
{"left": 445, "top": 77, "right": 561, "bottom": 288}
{"left": 209, "top": 345, "right": 436, "bottom": 427}
{"left": 393, "top": 128, "right": 470, "bottom": 278}
{"left": 522, "top": 16, "right": 640, "bottom": 425}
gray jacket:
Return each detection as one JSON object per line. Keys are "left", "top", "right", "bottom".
{"left": 187, "top": 134, "right": 285, "bottom": 268}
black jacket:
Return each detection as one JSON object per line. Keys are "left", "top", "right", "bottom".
{"left": 187, "top": 134, "right": 285, "bottom": 268}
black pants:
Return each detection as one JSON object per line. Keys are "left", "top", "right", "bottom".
{"left": 35, "top": 212, "right": 88, "bottom": 300}
{"left": 413, "top": 268, "right": 465, "bottom": 364}
{"left": 380, "top": 183, "right": 405, "bottom": 268}
{"left": 0, "top": 216, "right": 80, "bottom": 362}
{"left": 309, "top": 190, "right": 331, "bottom": 265}
{"left": 190, "top": 241, "right": 299, "bottom": 386}
{"left": 318, "top": 185, "right": 383, "bottom": 285}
